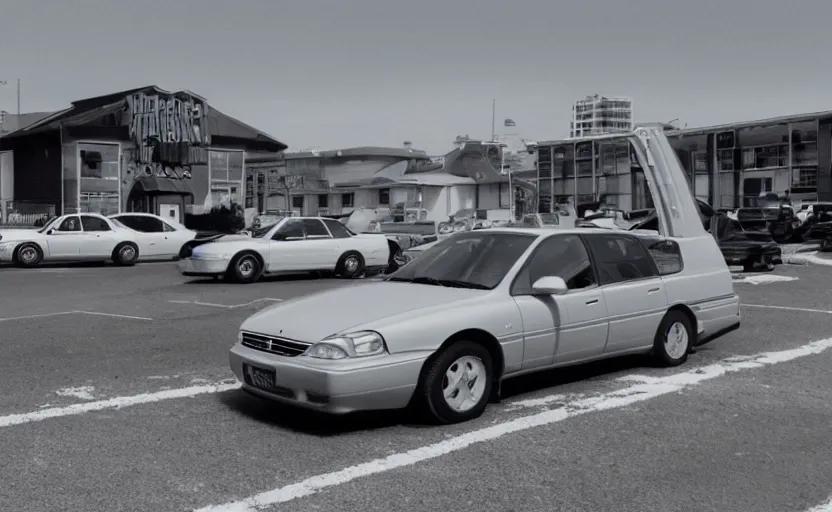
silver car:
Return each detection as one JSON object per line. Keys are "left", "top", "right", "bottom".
{"left": 228, "top": 126, "right": 741, "bottom": 424}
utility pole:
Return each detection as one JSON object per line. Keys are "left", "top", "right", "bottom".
{"left": 0, "top": 79, "right": 21, "bottom": 115}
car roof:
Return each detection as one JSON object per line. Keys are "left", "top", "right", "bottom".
{"left": 475, "top": 227, "right": 646, "bottom": 238}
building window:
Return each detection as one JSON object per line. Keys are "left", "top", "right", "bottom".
{"left": 341, "top": 193, "right": 354, "bottom": 207}
{"left": 378, "top": 188, "right": 390, "bottom": 205}
{"left": 208, "top": 150, "right": 244, "bottom": 210}
{"left": 78, "top": 142, "right": 120, "bottom": 215}
{"left": 317, "top": 194, "right": 328, "bottom": 208}
{"left": 291, "top": 195, "right": 304, "bottom": 209}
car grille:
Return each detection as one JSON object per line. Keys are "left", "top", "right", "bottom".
{"left": 240, "top": 331, "right": 311, "bottom": 357}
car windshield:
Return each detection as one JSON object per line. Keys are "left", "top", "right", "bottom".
{"left": 387, "top": 232, "right": 536, "bottom": 290}
{"left": 37, "top": 217, "right": 60, "bottom": 233}
{"left": 251, "top": 223, "right": 277, "bottom": 238}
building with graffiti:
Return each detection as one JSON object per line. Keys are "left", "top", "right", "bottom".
{"left": 0, "top": 85, "right": 286, "bottom": 226}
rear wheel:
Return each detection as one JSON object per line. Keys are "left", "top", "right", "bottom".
{"left": 226, "top": 252, "right": 261, "bottom": 283}
{"left": 14, "top": 243, "right": 43, "bottom": 268}
{"left": 417, "top": 341, "right": 493, "bottom": 424}
{"left": 112, "top": 242, "right": 139, "bottom": 266}
{"left": 653, "top": 310, "right": 694, "bottom": 367}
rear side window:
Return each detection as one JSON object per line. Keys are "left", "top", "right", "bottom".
{"left": 584, "top": 234, "right": 658, "bottom": 285}
{"left": 117, "top": 215, "right": 163, "bottom": 233}
{"left": 323, "top": 219, "right": 353, "bottom": 238}
{"left": 644, "top": 238, "right": 683, "bottom": 275}
{"left": 80, "top": 216, "right": 112, "bottom": 232}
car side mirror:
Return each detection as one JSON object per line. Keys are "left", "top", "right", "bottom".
{"left": 46, "top": 229, "right": 54, "bottom": 235}
{"left": 531, "top": 276, "right": 569, "bottom": 295}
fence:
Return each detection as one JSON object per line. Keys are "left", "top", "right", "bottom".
{"left": 0, "top": 200, "right": 57, "bottom": 228}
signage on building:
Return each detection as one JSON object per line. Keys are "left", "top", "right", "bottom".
{"left": 127, "top": 91, "right": 211, "bottom": 163}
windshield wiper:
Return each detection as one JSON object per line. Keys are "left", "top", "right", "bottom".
{"left": 386, "top": 276, "right": 488, "bottom": 289}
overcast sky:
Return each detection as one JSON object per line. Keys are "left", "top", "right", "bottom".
{"left": 1, "top": 0, "right": 830, "bottom": 154}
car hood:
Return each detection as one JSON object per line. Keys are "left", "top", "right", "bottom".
{"left": 0, "top": 229, "right": 43, "bottom": 242}
{"left": 240, "top": 281, "right": 486, "bottom": 343}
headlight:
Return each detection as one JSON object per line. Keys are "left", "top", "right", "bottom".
{"left": 304, "top": 331, "right": 386, "bottom": 359}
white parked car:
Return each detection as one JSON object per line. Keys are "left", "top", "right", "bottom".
{"left": 0, "top": 213, "right": 141, "bottom": 267}
{"left": 108, "top": 213, "right": 198, "bottom": 260}
{"left": 227, "top": 126, "right": 741, "bottom": 424}
{"left": 178, "top": 216, "right": 392, "bottom": 283}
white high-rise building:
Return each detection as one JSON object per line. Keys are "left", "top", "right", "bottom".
{"left": 570, "top": 94, "right": 633, "bottom": 137}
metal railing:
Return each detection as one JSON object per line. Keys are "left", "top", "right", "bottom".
{"left": 0, "top": 200, "right": 57, "bottom": 227}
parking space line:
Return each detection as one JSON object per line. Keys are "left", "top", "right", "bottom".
{"left": 741, "top": 303, "right": 832, "bottom": 315}
{"left": 73, "top": 310, "right": 153, "bottom": 321}
{"left": 194, "top": 336, "right": 832, "bottom": 512}
{"left": 0, "top": 310, "right": 152, "bottom": 323}
{"left": 0, "top": 379, "right": 241, "bottom": 428}
{"left": 806, "top": 495, "right": 832, "bottom": 512}
{"left": 167, "top": 298, "right": 283, "bottom": 309}
{"left": 0, "top": 311, "right": 77, "bottom": 323}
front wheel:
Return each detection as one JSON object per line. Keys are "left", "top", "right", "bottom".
{"left": 417, "top": 341, "right": 493, "bottom": 424}
{"left": 653, "top": 310, "right": 694, "bottom": 367}
{"left": 335, "top": 252, "right": 365, "bottom": 279}
{"left": 226, "top": 252, "right": 261, "bottom": 283}
{"left": 15, "top": 243, "right": 43, "bottom": 268}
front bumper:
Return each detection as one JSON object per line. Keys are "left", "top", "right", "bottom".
{"left": 178, "top": 257, "right": 229, "bottom": 276}
{"left": 229, "top": 343, "right": 431, "bottom": 414}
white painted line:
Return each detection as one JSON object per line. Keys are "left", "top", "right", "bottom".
{"left": 805, "top": 495, "right": 832, "bottom": 512}
{"left": 194, "top": 336, "right": 832, "bottom": 512}
{"left": 168, "top": 298, "right": 283, "bottom": 309}
{"left": 55, "top": 386, "right": 96, "bottom": 401}
{"left": 505, "top": 392, "right": 585, "bottom": 410}
{"left": 732, "top": 274, "right": 798, "bottom": 285}
{"left": 73, "top": 310, "right": 153, "bottom": 321}
{"left": 0, "top": 310, "right": 152, "bottom": 323}
{"left": 0, "top": 311, "right": 76, "bottom": 323}
{"left": 0, "top": 380, "right": 241, "bottom": 428}
{"left": 784, "top": 251, "right": 832, "bottom": 266}
{"left": 741, "top": 303, "right": 832, "bottom": 315}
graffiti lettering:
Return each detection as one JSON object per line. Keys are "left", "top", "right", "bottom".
{"left": 127, "top": 92, "right": 211, "bottom": 162}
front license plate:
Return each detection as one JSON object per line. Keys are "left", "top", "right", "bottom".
{"left": 245, "top": 364, "right": 277, "bottom": 391}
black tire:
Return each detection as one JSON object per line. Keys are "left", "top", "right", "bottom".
{"left": 653, "top": 310, "right": 694, "bottom": 367}
{"left": 335, "top": 251, "right": 365, "bottom": 278}
{"left": 742, "top": 259, "right": 755, "bottom": 272}
{"left": 14, "top": 243, "right": 43, "bottom": 268}
{"left": 821, "top": 239, "right": 831, "bottom": 252}
{"left": 417, "top": 340, "right": 493, "bottom": 424}
{"left": 112, "top": 242, "right": 139, "bottom": 266}
{"left": 226, "top": 252, "right": 261, "bottom": 284}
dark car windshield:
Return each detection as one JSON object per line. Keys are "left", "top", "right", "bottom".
{"left": 387, "top": 232, "right": 536, "bottom": 289}
{"left": 251, "top": 223, "right": 277, "bottom": 238}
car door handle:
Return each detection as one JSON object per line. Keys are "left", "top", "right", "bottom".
{"left": 585, "top": 299, "right": 599, "bottom": 305}
{"left": 648, "top": 287, "right": 661, "bottom": 293}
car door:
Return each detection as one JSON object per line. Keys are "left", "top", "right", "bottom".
{"left": 78, "top": 215, "right": 120, "bottom": 258}
{"left": 267, "top": 219, "right": 313, "bottom": 271}
{"left": 114, "top": 215, "right": 166, "bottom": 257}
{"left": 159, "top": 221, "right": 195, "bottom": 257}
{"left": 300, "top": 218, "right": 339, "bottom": 268}
{"left": 510, "top": 233, "right": 610, "bottom": 369}
{"left": 582, "top": 233, "right": 667, "bottom": 354}
{"left": 45, "top": 216, "right": 87, "bottom": 258}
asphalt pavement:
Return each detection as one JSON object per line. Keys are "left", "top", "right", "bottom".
{"left": 1, "top": 261, "right": 831, "bottom": 512}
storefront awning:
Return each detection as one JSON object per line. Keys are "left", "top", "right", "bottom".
{"left": 131, "top": 175, "right": 195, "bottom": 196}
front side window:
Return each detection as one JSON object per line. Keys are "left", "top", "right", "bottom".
{"left": 584, "top": 234, "right": 658, "bottom": 285}
{"left": 57, "top": 216, "right": 81, "bottom": 232}
{"left": 272, "top": 219, "right": 304, "bottom": 240}
{"left": 300, "top": 219, "right": 330, "bottom": 237}
{"left": 388, "top": 232, "right": 536, "bottom": 290}
{"left": 80, "top": 215, "right": 112, "bottom": 232}
{"left": 512, "top": 234, "right": 597, "bottom": 295}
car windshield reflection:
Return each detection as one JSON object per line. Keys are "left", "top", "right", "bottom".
{"left": 251, "top": 223, "right": 279, "bottom": 238}
{"left": 386, "top": 232, "right": 536, "bottom": 290}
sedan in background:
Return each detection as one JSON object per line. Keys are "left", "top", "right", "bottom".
{"left": 109, "top": 213, "right": 198, "bottom": 260}
{"left": 178, "top": 216, "right": 392, "bottom": 283}
{"left": 0, "top": 213, "right": 141, "bottom": 267}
